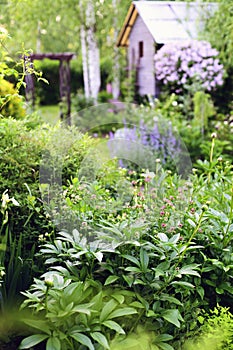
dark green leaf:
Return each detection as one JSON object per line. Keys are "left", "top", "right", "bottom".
{"left": 140, "top": 248, "right": 149, "bottom": 271}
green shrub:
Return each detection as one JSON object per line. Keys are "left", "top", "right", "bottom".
{"left": 183, "top": 306, "right": 233, "bottom": 350}
{"left": 0, "top": 79, "right": 26, "bottom": 119}
{"left": 0, "top": 115, "right": 96, "bottom": 306}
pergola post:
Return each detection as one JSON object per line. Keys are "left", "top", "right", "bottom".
{"left": 24, "top": 52, "right": 75, "bottom": 125}
{"left": 59, "top": 57, "right": 72, "bottom": 126}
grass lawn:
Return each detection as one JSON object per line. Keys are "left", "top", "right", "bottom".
{"left": 36, "top": 104, "right": 60, "bottom": 125}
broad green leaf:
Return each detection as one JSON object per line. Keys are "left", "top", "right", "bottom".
{"left": 162, "top": 309, "right": 184, "bottom": 328}
{"left": 177, "top": 264, "right": 200, "bottom": 277}
{"left": 154, "top": 334, "right": 173, "bottom": 342}
{"left": 21, "top": 319, "right": 51, "bottom": 335}
{"left": 171, "top": 281, "right": 195, "bottom": 289}
{"left": 19, "top": 334, "right": 48, "bottom": 349}
{"left": 103, "top": 320, "right": 125, "bottom": 334}
{"left": 72, "top": 305, "right": 92, "bottom": 315}
{"left": 122, "top": 274, "right": 134, "bottom": 287}
{"left": 104, "top": 275, "right": 119, "bottom": 286}
{"left": 158, "top": 233, "right": 168, "bottom": 242}
{"left": 130, "top": 301, "right": 145, "bottom": 309}
{"left": 197, "top": 286, "right": 205, "bottom": 299}
{"left": 187, "top": 219, "right": 196, "bottom": 228}
{"left": 157, "top": 261, "right": 170, "bottom": 271}
{"left": 70, "top": 333, "right": 94, "bottom": 350}
{"left": 169, "top": 234, "right": 180, "bottom": 244}
{"left": 91, "top": 332, "right": 109, "bottom": 349}
{"left": 108, "top": 307, "right": 137, "bottom": 319}
{"left": 125, "top": 267, "right": 142, "bottom": 273}
{"left": 100, "top": 299, "right": 118, "bottom": 322}
{"left": 112, "top": 293, "right": 125, "bottom": 304}
{"left": 160, "top": 294, "right": 182, "bottom": 306}
{"left": 140, "top": 248, "right": 149, "bottom": 271}
{"left": 122, "top": 254, "right": 140, "bottom": 267}
{"left": 157, "top": 342, "right": 174, "bottom": 350}
{"left": 46, "top": 337, "right": 61, "bottom": 350}
{"left": 209, "top": 208, "right": 229, "bottom": 223}
{"left": 94, "top": 251, "right": 103, "bottom": 262}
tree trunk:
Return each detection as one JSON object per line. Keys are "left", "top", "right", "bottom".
{"left": 112, "top": 0, "right": 120, "bottom": 100}
{"left": 80, "top": 0, "right": 101, "bottom": 101}
{"left": 80, "top": 22, "right": 91, "bottom": 98}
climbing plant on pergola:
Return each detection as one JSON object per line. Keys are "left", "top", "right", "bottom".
{"left": 24, "top": 52, "right": 75, "bottom": 125}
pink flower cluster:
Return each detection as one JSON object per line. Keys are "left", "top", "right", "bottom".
{"left": 154, "top": 40, "right": 224, "bottom": 93}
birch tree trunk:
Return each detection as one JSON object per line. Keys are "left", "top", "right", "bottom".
{"left": 80, "top": 22, "right": 91, "bottom": 98}
{"left": 112, "top": 0, "right": 120, "bottom": 100}
{"left": 80, "top": 0, "right": 101, "bottom": 102}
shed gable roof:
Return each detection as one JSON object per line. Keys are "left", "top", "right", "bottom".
{"left": 117, "top": 1, "right": 217, "bottom": 47}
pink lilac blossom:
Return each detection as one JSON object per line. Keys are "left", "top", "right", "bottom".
{"left": 154, "top": 40, "right": 224, "bottom": 93}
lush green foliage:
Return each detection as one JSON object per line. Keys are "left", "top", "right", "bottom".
{"left": 16, "top": 135, "right": 233, "bottom": 349}
{"left": 0, "top": 79, "right": 26, "bottom": 118}
{"left": 183, "top": 305, "right": 233, "bottom": 350}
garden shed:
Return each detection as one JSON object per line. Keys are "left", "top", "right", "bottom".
{"left": 117, "top": 1, "right": 217, "bottom": 97}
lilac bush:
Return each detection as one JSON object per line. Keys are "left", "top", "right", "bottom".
{"left": 154, "top": 40, "right": 224, "bottom": 93}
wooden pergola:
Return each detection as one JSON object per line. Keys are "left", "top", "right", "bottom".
{"left": 24, "top": 52, "right": 75, "bottom": 125}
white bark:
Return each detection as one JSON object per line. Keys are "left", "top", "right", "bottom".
{"left": 112, "top": 0, "right": 120, "bottom": 100}
{"left": 80, "top": 23, "right": 91, "bottom": 98}
{"left": 80, "top": 0, "right": 101, "bottom": 101}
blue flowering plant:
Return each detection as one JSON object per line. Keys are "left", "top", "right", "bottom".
{"left": 154, "top": 40, "right": 224, "bottom": 95}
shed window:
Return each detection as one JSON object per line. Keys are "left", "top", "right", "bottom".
{"left": 139, "top": 41, "right": 144, "bottom": 58}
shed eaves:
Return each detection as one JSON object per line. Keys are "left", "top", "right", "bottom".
{"left": 117, "top": 1, "right": 218, "bottom": 46}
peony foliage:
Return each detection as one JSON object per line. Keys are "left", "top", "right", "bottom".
{"left": 154, "top": 40, "right": 224, "bottom": 93}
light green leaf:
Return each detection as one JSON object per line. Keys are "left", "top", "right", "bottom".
{"left": 169, "top": 234, "right": 180, "bottom": 244}
{"left": 108, "top": 307, "right": 137, "bottom": 319}
{"left": 94, "top": 251, "right": 103, "bottom": 262}
{"left": 171, "top": 281, "right": 195, "bottom": 289}
{"left": 178, "top": 264, "right": 200, "bottom": 277}
{"left": 112, "top": 293, "right": 125, "bottom": 304}
{"left": 122, "top": 274, "right": 134, "bottom": 287}
{"left": 72, "top": 305, "right": 91, "bottom": 315}
{"left": 46, "top": 337, "right": 61, "bottom": 350}
{"left": 162, "top": 309, "right": 184, "bottom": 328}
{"left": 125, "top": 267, "right": 141, "bottom": 273}
{"left": 187, "top": 219, "right": 196, "bottom": 228}
{"left": 130, "top": 301, "right": 145, "bottom": 309}
{"left": 154, "top": 334, "right": 173, "bottom": 342}
{"left": 70, "top": 333, "right": 94, "bottom": 350}
{"left": 19, "top": 334, "right": 49, "bottom": 349}
{"left": 21, "top": 319, "right": 51, "bottom": 335}
{"left": 158, "top": 233, "right": 168, "bottom": 242}
{"left": 102, "top": 320, "right": 125, "bottom": 334}
{"left": 100, "top": 299, "right": 118, "bottom": 322}
{"left": 91, "top": 332, "right": 110, "bottom": 349}
{"left": 157, "top": 342, "right": 174, "bottom": 350}
{"left": 104, "top": 275, "right": 119, "bottom": 286}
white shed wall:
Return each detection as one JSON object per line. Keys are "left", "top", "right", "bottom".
{"left": 128, "top": 15, "right": 155, "bottom": 96}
